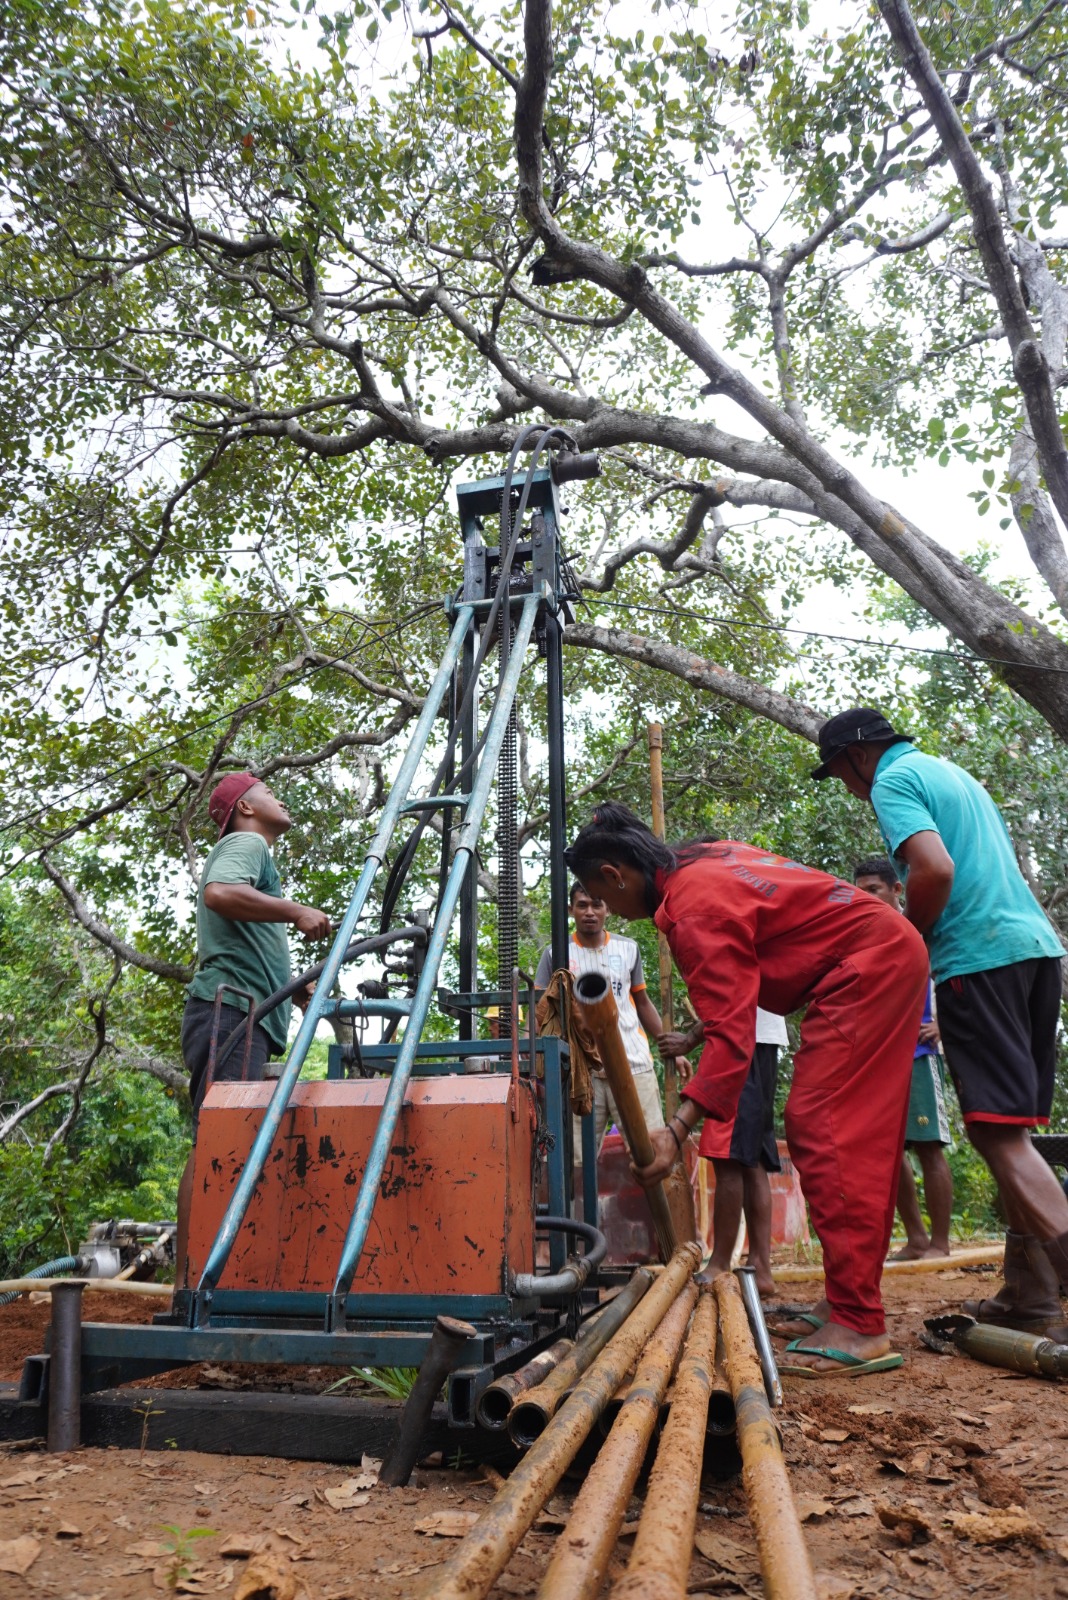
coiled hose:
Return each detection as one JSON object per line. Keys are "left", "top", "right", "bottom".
{"left": 0, "top": 1256, "right": 79, "bottom": 1309}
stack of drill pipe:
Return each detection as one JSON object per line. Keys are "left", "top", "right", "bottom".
{"left": 421, "top": 1242, "right": 701, "bottom": 1600}
{"left": 509, "top": 1268, "right": 654, "bottom": 1447}
{"left": 478, "top": 1294, "right": 622, "bottom": 1429}
{"left": 606, "top": 1288, "right": 718, "bottom": 1600}
{"left": 478, "top": 1337, "right": 575, "bottom": 1430}
{"left": 572, "top": 970, "right": 696, "bottom": 1259}
{"left": 714, "top": 1271, "right": 818, "bottom": 1600}
{"left": 538, "top": 1284, "right": 698, "bottom": 1600}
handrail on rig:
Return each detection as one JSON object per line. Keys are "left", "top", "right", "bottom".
{"left": 191, "top": 603, "right": 476, "bottom": 1325}
{"left": 326, "top": 588, "right": 543, "bottom": 1329}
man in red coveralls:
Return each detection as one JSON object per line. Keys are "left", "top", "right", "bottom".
{"left": 564, "top": 803, "right": 929, "bottom": 1374}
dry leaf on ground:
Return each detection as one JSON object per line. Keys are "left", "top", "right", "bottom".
{"left": 946, "top": 1507, "right": 1044, "bottom": 1547}
{"left": 232, "top": 1553, "right": 304, "bottom": 1600}
{"left": 796, "top": 1497, "right": 836, "bottom": 1522}
{"left": 0, "top": 1468, "right": 46, "bottom": 1488}
{"left": 819, "top": 1428, "right": 850, "bottom": 1443}
{"left": 693, "top": 1530, "right": 760, "bottom": 1574}
{"left": 414, "top": 1510, "right": 481, "bottom": 1538}
{"left": 322, "top": 1481, "right": 371, "bottom": 1511}
{"left": 847, "top": 1403, "right": 892, "bottom": 1416}
{"left": 0, "top": 1535, "right": 41, "bottom": 1574}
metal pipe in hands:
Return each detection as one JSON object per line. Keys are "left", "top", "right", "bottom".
{"left": 735, "top": 1264, "right": 783, "bottom": 1407}
{"left": 715, "top": 1272, "right": 818, "bottom": 1600}
{"left": 609, "top": 1288, "right": 718, "bottom": 1600}
{"left": 508, "top": 1268, "right": 654, "bottom": 1447}
{"left": 328, "top": 592, "right": 543, "bottom": 1329}
{"left": 423, "top": 1245, "right": 702, "bottom": 1600}
{"left": 194, "top": 603, "right": 476, "bottom": 1320}
{"left": 379, "top": 1315, "right": 478, "bottom": 1487}
{"left": 538, "top": 1284, "right": 698, "bottom": 1600}
{"left": 572, "top": 970, "right": 696, "bottom": 1261}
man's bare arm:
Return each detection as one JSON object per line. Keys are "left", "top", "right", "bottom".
{"left": 202, "top": 882, "right": 332, "bottom": 938}
{"left": 896, "top": 830, "right": 955, "bottom": 935}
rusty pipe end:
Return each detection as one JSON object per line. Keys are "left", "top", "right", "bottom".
{"left": 508, "top": 1397, "right": 552, "bottom": 1449}
{"left": 476, "top": 1384, "right": 516, "bottom": 1430}
{"left": 706, "top": 1389, "right": 737, "bottom": 1435}
{"left": 574, "top": 971, "right": 609, "bottom": 1004}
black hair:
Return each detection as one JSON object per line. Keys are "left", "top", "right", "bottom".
{"left": 564, "top": 802, "right": 714, "bottom": 914}
{"left": 853, "top": 855, "right": 900, "bottom": 888}
{"left": 569, "top": 879, "right": 597, "bottom": 904}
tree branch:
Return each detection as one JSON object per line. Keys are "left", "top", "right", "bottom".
{"left": 564, "top": 623, "right": 824, "bottom": 739}
{"left": 877, "top": 0, "right": 1068, "bottom": 535}
{"left": 40, "top": 857, "right": 194, "bottom": 982}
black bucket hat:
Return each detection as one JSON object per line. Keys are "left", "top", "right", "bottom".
{"left": 810, "top": 708, "right": 914, "bottom": 781}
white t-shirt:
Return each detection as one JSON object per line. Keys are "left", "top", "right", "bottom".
{"left": 755, "top": 1008, "right": 788, "bottom": 1046}
{"left": 534, "top": 933, "right": 656, "bottom": 1075}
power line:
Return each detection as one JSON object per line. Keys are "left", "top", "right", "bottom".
{"left": 591, "top": 598, "right": 1068, "bottom": 675}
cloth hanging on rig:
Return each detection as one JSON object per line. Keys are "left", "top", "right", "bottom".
{"left": 535, "top": 968, "right": 599, "bottom": 1117}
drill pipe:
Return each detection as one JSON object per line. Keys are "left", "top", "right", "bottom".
{"left": 509, "top": 1268, "right": 654, "bottom": 1447}
{"left": 736, "top": 1264, "right": 783, "bottom": 1408}
{"left": 956, "top": 1320, "right": 1068, "bottom": 1378}
{"left": 715, "top": 1272, "right": 818, "bottom": 1600}
{"left": 608, "top": 1289, "right": 718, "bottom": 1600}
{"left": 477, "top": 1337, "right": 574, "bottom": 1430}
{"left": 478, "top": 1296, "right": 618, "bottom": 1429}
{"left": 707, "top": 1361, "right": 737, "bottom": 1436}
{"left": 379, "top": 1314, "right": 477, "bottom": 1487}
{"left": 572, "top": 971, "right": 695, "bottom": 1260}
{"left": 423, "top": 1244, "right": 702, "bottom": 1600}
{"left": 538, "top": 1284, "right": 698, "bottom": 1600}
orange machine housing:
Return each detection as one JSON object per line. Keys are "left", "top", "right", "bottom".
{"left": 187, "top": 1076, "right": 537, "bottom": 1296}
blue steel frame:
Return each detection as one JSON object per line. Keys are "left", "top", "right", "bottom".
{"left": 162, "top": 464, "right": 603, "bottom": 1399}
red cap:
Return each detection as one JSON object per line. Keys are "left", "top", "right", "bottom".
{"left": 208, "top": 772, "right": 261, "bottom": 836}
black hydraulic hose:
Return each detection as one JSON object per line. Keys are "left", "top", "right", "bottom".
{"left": 535, "top": 1216, "right": 607, "bottom": 1272}
{"left": 211, "top": 925, "right": 426, "bottom": 1078}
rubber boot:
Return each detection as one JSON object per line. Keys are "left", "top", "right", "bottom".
{"left": 961, "top": 1230, "right": 1062, "bottom": 1331}
{"left": 1038, "top": 1231, "right": 1068, "bottom": 1343}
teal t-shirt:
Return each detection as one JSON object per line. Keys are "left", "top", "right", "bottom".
{"left": 870, "top": 743, "right": 1064, "bottom": 984}
{"left": 187, "top": 833, "right": 292, "bottom": 1052}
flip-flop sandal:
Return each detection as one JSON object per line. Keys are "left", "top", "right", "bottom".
{"left": 779, "top": 1338, "right": 904, "bottom": 1378}
{"left": 768, "top": 1309, "right": 826, "bottom": 1339}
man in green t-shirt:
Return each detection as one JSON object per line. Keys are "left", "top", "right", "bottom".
{"left": 176, "top": 771, "right": 331, "bottom": 1282}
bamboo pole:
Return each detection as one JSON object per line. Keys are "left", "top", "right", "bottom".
{"left": 772, "top": 1243, "right": 1003, "bottom": 1283}
{"left": 715, "top": 1272, "right": 817, "bottom": 1600}
{"left": 538, "top": 1284, "right": 697, "bottom": 1600}
{"left": 0, "top": 1277, "right": 173, "bottom": 1299}
{"left": 509, "top": 1269, "right": 654, "bottom": 1446}
{"left": 422, "top": 1244, "right": 702, "bottom": 1600}
{"left": 609, "top": 1288, "right": 719, "bottom": 1600}
{"left": 573, "top": 971, "right": 696, "bottom": 1259}
{"left": 648, "top": 722, "right": 679, "bottom": 1119}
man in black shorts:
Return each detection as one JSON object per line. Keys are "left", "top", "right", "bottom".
{"left": 658, "top": 1009, "right": 786, "bottom": 1294}
{"left": 175, "top": 772, "right": 331, "bottom": 1283}
{"left": 814, "top": 708, "right": 1068, "bottom": 1336}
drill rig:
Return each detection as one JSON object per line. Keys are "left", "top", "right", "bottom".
{"left": 12, "top": 429, "right": 626, "bottom": 1458}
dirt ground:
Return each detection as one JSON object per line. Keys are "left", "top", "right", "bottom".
{"left": 2, "top": 1266, "right": 1068, "bottom": 1599}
